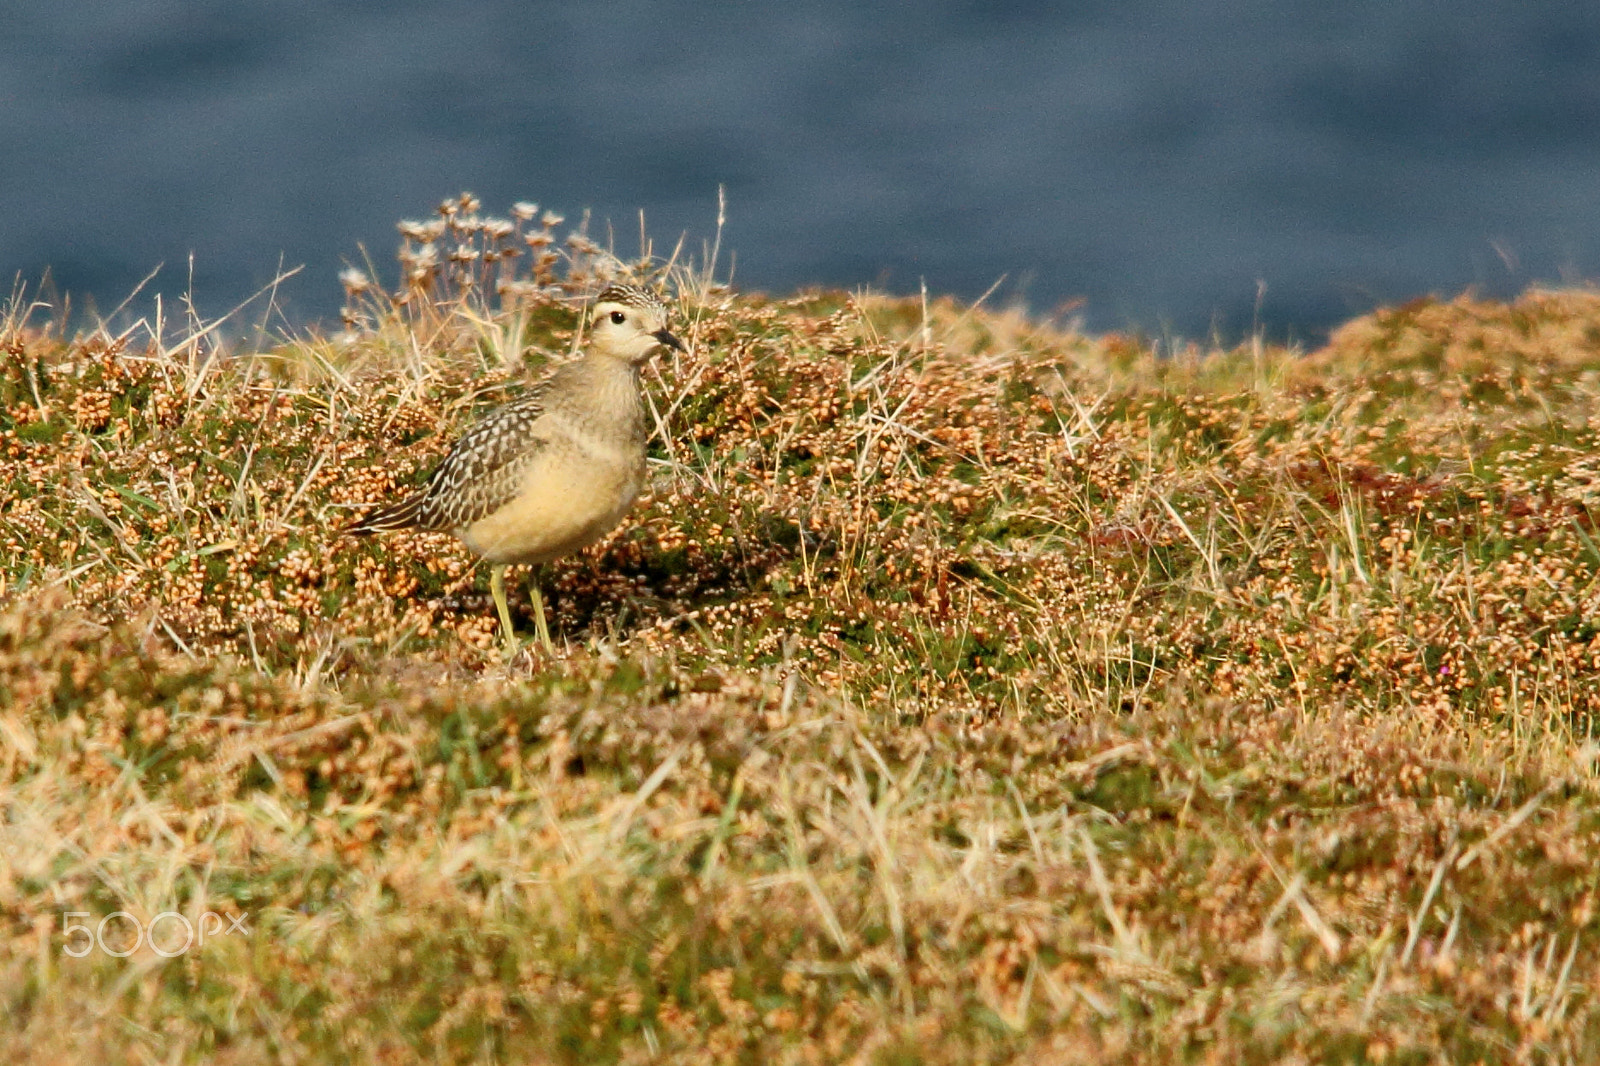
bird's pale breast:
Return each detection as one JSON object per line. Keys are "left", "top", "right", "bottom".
{"left": 457, "top": 438, "right": 644, "bottom": 565}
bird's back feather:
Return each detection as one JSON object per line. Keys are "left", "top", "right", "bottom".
{"left": 344, "top": 384, "right": 551, "bottom": 535}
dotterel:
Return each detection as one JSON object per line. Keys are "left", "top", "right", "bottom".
{"left": 345, "top": 283, "right": 683, "bottom": 655}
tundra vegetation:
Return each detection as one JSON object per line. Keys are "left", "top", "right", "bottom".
{"left": 4, "top": 195, "right": 1600, "bottom": 1062}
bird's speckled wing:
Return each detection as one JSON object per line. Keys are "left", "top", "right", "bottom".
{"left": 345, "top": 385, "right": 550, "bottom": 534}
{"left": 411, "top": 386, "right": 553, "bottom": 529}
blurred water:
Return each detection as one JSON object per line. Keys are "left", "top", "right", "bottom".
{"left": 3, "top": 1, "right": 1598, "bottom": 341}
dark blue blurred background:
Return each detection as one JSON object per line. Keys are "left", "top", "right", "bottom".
{"left": 4, "top": 1, "right": 1598, "bottom": 341}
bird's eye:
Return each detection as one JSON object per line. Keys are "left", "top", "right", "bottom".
{"left": 609, "top": 310, "right": 626, "bottom": 325}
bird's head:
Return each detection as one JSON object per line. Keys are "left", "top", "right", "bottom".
{"left": 589, "top": 284, "right": 684, "bottom": 364}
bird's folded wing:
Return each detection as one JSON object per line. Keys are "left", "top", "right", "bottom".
{"left": 409, "top": 389, "right": 551, "bottom": 529}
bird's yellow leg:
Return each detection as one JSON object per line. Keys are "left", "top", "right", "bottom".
{"left": 490, "top": 564, "right": 518, "bottom": 656}
{"left": 530, "top": 568, "right": 555, "bottom": 657}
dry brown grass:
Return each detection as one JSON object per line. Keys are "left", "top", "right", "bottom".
{"left": 4, "top": 200, "right": 1600, "bottom": 1062}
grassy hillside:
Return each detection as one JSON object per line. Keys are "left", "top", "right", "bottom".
{"left": 4, "top": 200, "right": 1600, "bottom": 1062}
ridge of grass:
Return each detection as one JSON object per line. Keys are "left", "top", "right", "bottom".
{"left": 4, "top": 196, "right": 1600, "bottom": 1061}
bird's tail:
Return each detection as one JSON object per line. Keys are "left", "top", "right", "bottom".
{"left": 342, "top": 492, "right": 431, "bottom": 536}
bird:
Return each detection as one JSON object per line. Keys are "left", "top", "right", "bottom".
{"left": 344, "top": 283, "right": 684, "bottom": 656}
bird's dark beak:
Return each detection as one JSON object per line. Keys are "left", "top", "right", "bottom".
{"left": 653, "top": 329, "right": 685, "bottom": 353}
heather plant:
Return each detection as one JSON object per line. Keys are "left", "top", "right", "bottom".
{"left": 3, "top": 200, "right": 1600, "bottom": 1062}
